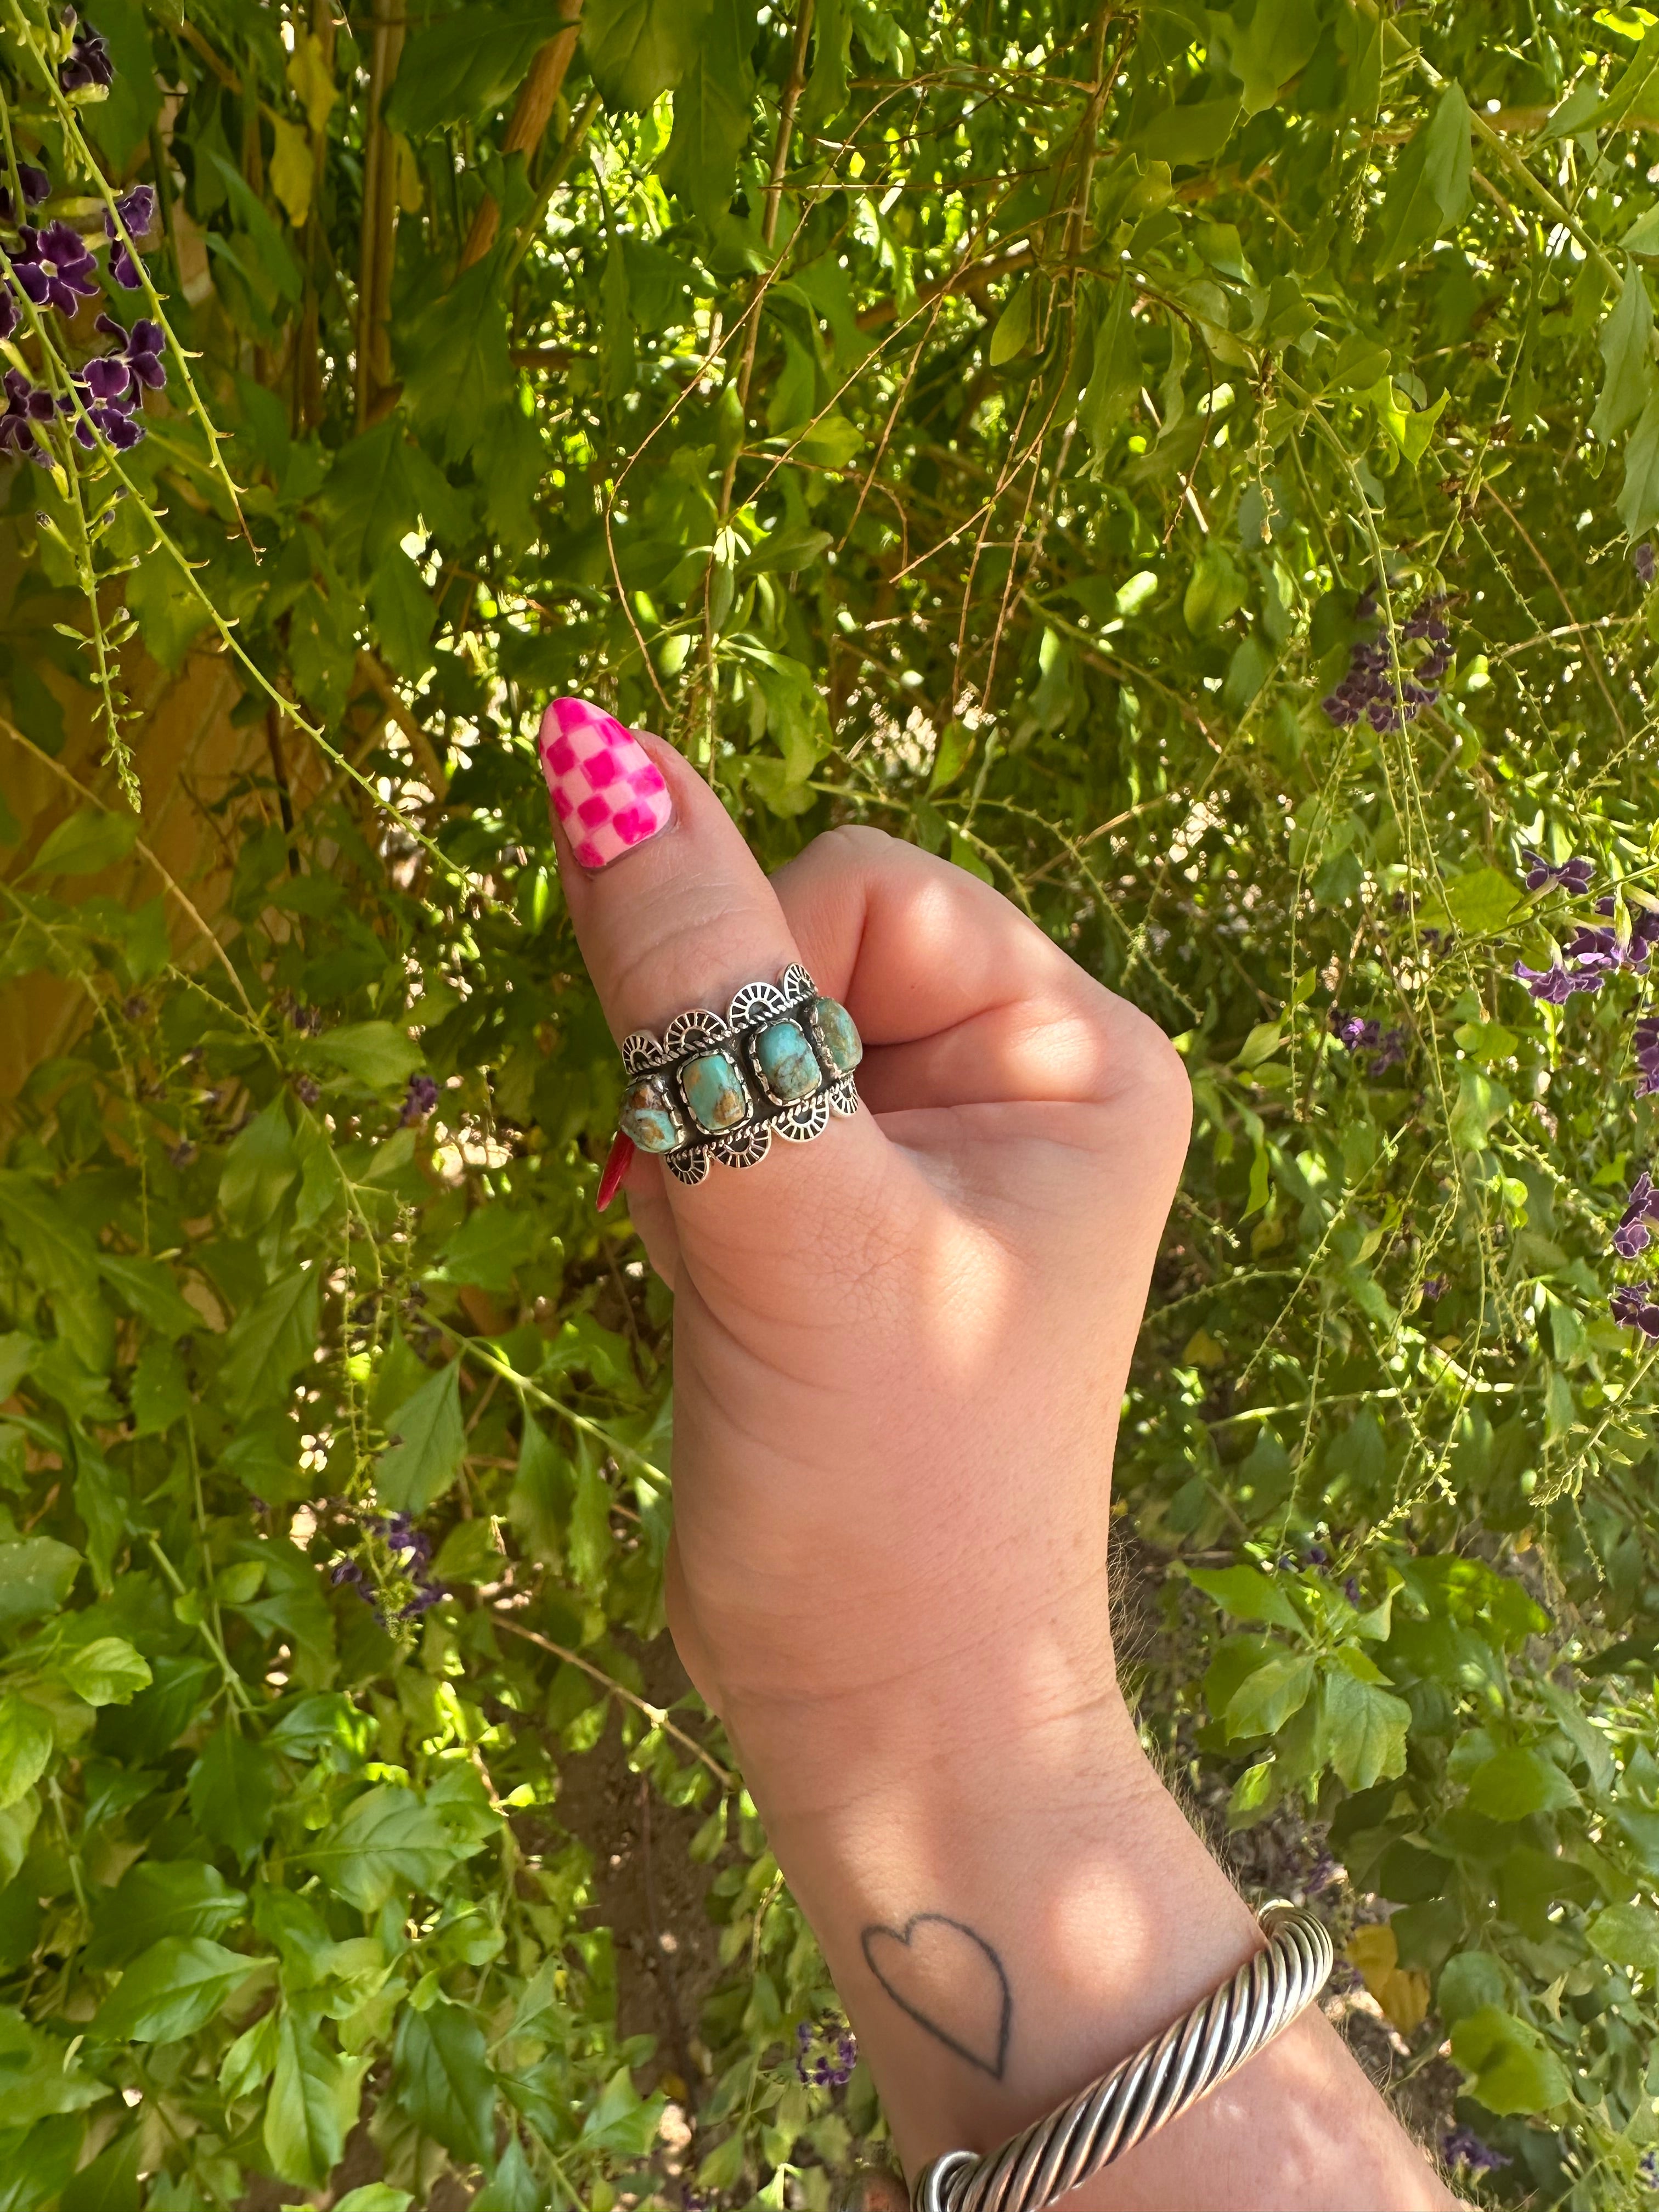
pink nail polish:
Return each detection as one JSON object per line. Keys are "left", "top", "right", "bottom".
{"left": 539, "top": 697, "right": 672, "bottom": 870}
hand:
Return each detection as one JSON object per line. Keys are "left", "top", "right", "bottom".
{"left": 541, "top": 699, "right": 1453, "bottom": 2210}
{"left": 541, "top": 698, "right": 1190, "bottom": 1790}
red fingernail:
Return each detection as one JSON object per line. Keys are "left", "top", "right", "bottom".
{"left": 597, "top": 1130, "right": 635, "bottom": 1212}
{"left": 540, "top": 697, "right": 672, "bottom": 871}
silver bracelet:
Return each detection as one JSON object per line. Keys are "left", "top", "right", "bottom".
{"left": 912, "top": 1903, "right": 1333, "bottom": 2212}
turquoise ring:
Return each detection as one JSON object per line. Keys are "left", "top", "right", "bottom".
{"left": 616, "top": 963, "right": 863, "bottom": 1187}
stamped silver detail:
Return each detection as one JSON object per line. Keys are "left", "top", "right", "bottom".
{"left": 663, "top": 1006, "right": 731, "bottom": 1058}
{"left": 622, "top": 1030, "right": 668, "bottom": 1076}
{"left": 774, "top": 1093, "right": 832, "bottom": 1143}
{"left": 712, "top": 1122, "right": 772, "bottom": 1171}
{"left": 616, "top": 964, "right": 856, "bottom": 1183}
{"left": 728, "top": 978, "right": 793, "bottom": 1029}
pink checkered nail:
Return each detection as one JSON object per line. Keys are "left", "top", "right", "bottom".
{"left": 539, "top": 697, "right": 672, "bottom": 871}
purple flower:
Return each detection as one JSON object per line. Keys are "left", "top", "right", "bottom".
{"left": 1638, "top": 543, "right": 1657, "bottom": 587}
{"left": 1441, "top": 2127, "right": 1509, "bottom": 2175}
{"left": 1329, "top": 1008, "right": 1380, "bottom": 1053}
{"left": 1611, "top": 1282, "right": 1659, "bottom": 1337}
{"left": 1513, "top": 958, "right": 1600, "bottom": 1005}
{"left": 1522, "top": 851, "right": 1594, "bottom": 894}
{"left": 399, "top": 1582, "right": 447, "bottom": 1619}
{"left": 0, "top": 162, "right": 50, "bottom": 221}
{"left": 10, "top": 221, "right": 100, "bottom": 315}
{"left": 400, "top": 1072, "right": 439, "bottom": 1126}
{"left": 1640, "top": 2149, "right": 1659, "bottom": 2189}
{"left": 1369, "top": 1026, "right": 1408, "bottom": 1073}
{"left": 794, "top": 2016, "right": 857, "bottom": 2089}
{"left": 1615, "top": 1172, "right": 1659, "bottom": 1258}
{"left": 295, "top": 1075, "right": 321, "bottom": 1106}
{"left": 104, "top": 184, "right": 155, "bottom": 288}
{"left": 60, "top": 22, "right": 114, "bottom": 93}
{"left": 1343, "top": 1576, "right": 1362, "bottom": 1604}
{"left": 1305, "top": 1543, "right": 1330, "bottom": 1566}
{"left": 0, "top": 366, "right": 55, "bottom": 460}
{"left": 1637, "top": 1015, "right": 1659, "bottom": 1098}
{"left": 95, "top": 313, "right": 165, "bottom": 391}
{"left": 1420, "top": 1275, "right": 1448, "bottom": 1302}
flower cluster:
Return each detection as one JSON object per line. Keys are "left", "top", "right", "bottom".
{"left": 0, "top": 113, "right": 167, "bottom": 461}
{"left": 1640, "top": 2149, "right": 1658, "bottom": 2190}
{"left": 400, "top": 1072, "right": 439, "bottom": 1126}
{"left": 1328, "top": 1007, "right": 1407, "bottom": 1071}
{"left": 1636, "top": 541, "right": 1656, "bottom": 588}
{"left": 1522, "top": 850, "right": 1593, "bottom": 894}
{"left": 1514, "top": 894, "right": 1659, "bottom": 1003}
{"left": 1321, "top": 594, "right": 1451, "bottom": 732}
{"left": 1441, "top": 2127, "right": 1509, "bottom": 2176}
{"left": 331, "top": 1509, "right": 446, "bottom": 1624}
{"left": 794, "top": 2015, "right": 858, "bottom": 2089}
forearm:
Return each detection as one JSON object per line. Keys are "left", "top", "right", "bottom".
{"left": 732, "top": 1666, "right": 1456, "bottom": 2212}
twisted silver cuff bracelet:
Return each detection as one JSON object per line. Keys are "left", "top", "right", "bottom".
{"left": 912, "top": 1903, "right": 1334, "bottom": 2212}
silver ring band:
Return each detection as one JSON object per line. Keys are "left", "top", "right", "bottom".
{"left": 912, "top": 1904, "right": 1333, "bottom": 2212}
{"left": 617, "top": 963, "right": 863, "bottom": 1187}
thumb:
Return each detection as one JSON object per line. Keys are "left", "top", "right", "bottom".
{"left": 539, "top": 697, "right": 890, "bottom": 1259}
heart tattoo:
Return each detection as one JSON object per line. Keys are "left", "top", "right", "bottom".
{"left": 861, "top": 1913, "right": 1012, "bottom": 2079}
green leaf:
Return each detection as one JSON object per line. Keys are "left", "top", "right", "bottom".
{"left": 1077, "top": 278, "right": 1142, "bottom": 458}
{"left": 1463, "top": 1746, "right": 1581, "bottom": 1821}
{"left": 301, "top": 1020, "right": 423, "bottom": 1092}
{"left": 1449, "top": 2004, "right": 1571, "bottom": 2116}
{"left": 304, "top": 1782, "right": 489, "bottom": 1910}
{"left": 1620, "top": 385, "right": 1659, "bottom": 539}
{"left": 376, "top": 1359, "right": 466, "bottom": 1515}
{"left": 384, "top": 4, "right": 554, "bottom": 136}
{"left": 1448, "top": 1066, "right": 1512, "bottom": 1154}
{"left": 1373, "top": 80, "right": 1471, "bottom": 269}
{"left": 60, "top": 2129, "right": 140, "bottom": 2212}
{"left": 218, "top": 1097, "right": 301, "bottom": 1243}
{"left": 664, "top": 0, "right": 757, "bottom": 220}
{"left": 264, "top": 2008, "right": 365, "bottom": 2187}
{"left": 218, "top": 1267, "right": 320, "bottom": 1417}
{"left": 438, "top": 1205, "right": 539, "bottom": 1293}
{"left": 60, "top": 1637, "right": 151, "bottom": 1707}
{"left": 0, "top": 1696, "right": 52, "bottom": 1810}
{"left": 1586, "top": 1899, "right": 1659, "bottom": 1972}
{"left": 91, "top": 1936, "right": 262, "bottom": 2042}
{"left": 131, "top": 1338, "right": 191, "bottom": 1436}
{"left": 335, "top": 2192, "right": 415, "bottom": 2212}
{"left": 1223, "top": 1652, "right": 1314, "bottom": 1737}
{"left": 1188, "top": 1564, "right": 1304, "bottom": 1633}
{"left": 799, "top": 0, "right": 851, "bottom": 129}
{"left": 318, "top": 421, "right": 415, "bottom": 584}
{"left": 1317, "top": 1668, "right": 1410, "bottom": 1789}
{"left": 0, "top": 1537, "right": 80, "bottom": 1630}
{"left": 187, "top": 1724, "right": 278, "bottom": 1864}
{"left": 1214, "top": 0, "right": 1322, "bottom": 115}
{"left": 1128, "top": 97, "right": 1241, "bottom": 166}
{"left": 584, "top": 0, "right": 710, "bottom": 109}
{"left": 391, "top": 1998, "right": 497, "bottom": 2165}
{"left": 1182, "top": 547, "right": 1246, "bottom": 636}
{"left": 1443, "top": 865, "right": 1520, "bottom": 935}
{"left": 509, "top": 1418, "right": 573, "bottom": 1572}
{"left": 989, "top": 277, "right": 1035, "bottom": 366}
{"left": 369, "top": 548, "right": 439, "bottom": 684}
{"left": 1593, "top": 266, "right": 1655, "bottom": 442}
{"left": 473, "top": 2138, "right": 538, "bottom": 2212}
{"left": 85, "top": 1861, "right": 247, "bottom": 1972}
{"left": 22, "top": 809, "right": 139, "bottom": 882}
{"left": 399, "top": 262, "right": 513, "bottom": 462}
{"left": 569, "top": 1441, "right": 614, "bottom": 1592}
{"left": 95, "top": 1252, "right": 202, "bottom": 1341}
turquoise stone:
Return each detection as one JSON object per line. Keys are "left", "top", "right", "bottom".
{"left": 681, "top": 1049, "right": 749, "bottom": 1133}
{"left": 754, "top": 1018, "right": 822, "bottom": 1103}
{"left": 618, "top": 1075, "right": 680, "bottom": 1153}
{"left": 811, "top": 996, "right": 863, "bottom": 1074}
